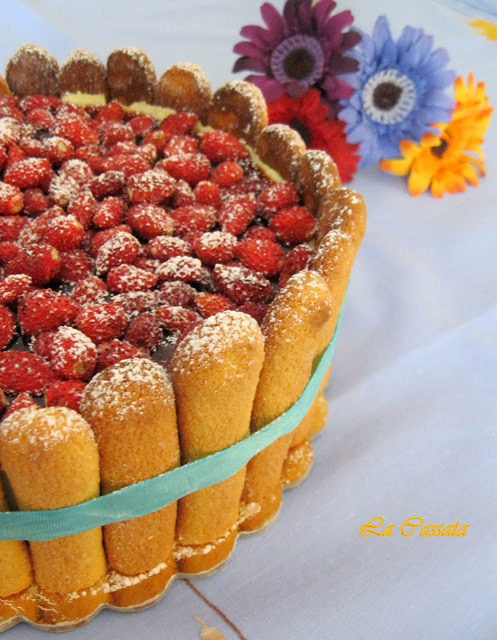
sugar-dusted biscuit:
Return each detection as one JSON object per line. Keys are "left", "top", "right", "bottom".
{"left": 81, "top": 358, "right": 179, "bottom": 607}
{"left": 172, "top": 311, "right": 264, "bottom": 573}
{"left": 0, "top": 407, "right": 108, "bottom": 625}
{"left": 59, "top": 49, "right": 108, "bottom": 98}
{"left": 240, "top": 270, "right": 333, "bottom": 532}
{"left": 208, "top": 80, "right": 268, "bottom": 146}
{"left": 156, "top": 63, "right": 211, "bottom": 123}
{"left": 6, "top": 45, "right": 59, "bottom": 98}
{"left": 107, "top": 47, "right": 156, "bottom": 105}
{"left": 298, "top": 150, "right": 342, "bottom": 214}
{"left": 256, "top": 124, "right": 307, "bottom": 183}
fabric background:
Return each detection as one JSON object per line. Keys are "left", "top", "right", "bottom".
{"left": 0, "top": 1, "right": 496, "bottom": 638}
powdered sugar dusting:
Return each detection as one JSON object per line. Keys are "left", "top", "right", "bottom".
{"left": 0, "top": 406, "right": 95, "bottom": 450}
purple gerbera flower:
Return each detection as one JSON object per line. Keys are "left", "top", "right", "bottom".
{"left": 233, "top": 0, "right": 361, "bottom": 117}
{"left": 338, "top": 16, "right": 456, "bottom": 168}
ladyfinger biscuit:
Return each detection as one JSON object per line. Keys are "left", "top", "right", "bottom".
{"left": 59, "top": 49, "right": 108, "bottom": 98}
{"left": 0, "top": 75, "right": 9, "bottom": 96}
{"left": 171, "top": 311, "right": 264, "bottom": 573}
{"left": 107, "top": 48, "right": 156, "bottom": 106}
{"left": 312, "top": 191, "right": 366, "bottom": 356}
{"left": 256, "top": 124, "right": 307, "bottom": 183}
{"left": 281, "top": 439, "right": 314, "bottom": 488}
{"left": 298, "top": 149, "right": 342, "bottom": 214}
{"left": 208, "top": 80, "right": 268, "bottom": 146}
{"left": 156, "top": 63, "right": 212, "bottom": 123}
{"left": 240, "top": 270, "right": 333, "bottom": 532}
{"left": 81, "top": 358, "right": 179, "bottom": 607}
{"left": 0, "top": 407, "right": 108, "bottom": 625}
{"left": 6, "top": 45, "right": 59, "bottom": 98}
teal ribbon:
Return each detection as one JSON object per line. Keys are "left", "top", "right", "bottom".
{"left": 0, "top": 309, "right": 343, "bottom": 543}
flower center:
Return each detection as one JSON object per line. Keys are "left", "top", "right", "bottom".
{"left": 372, "top": 82, "right": 403, "bottom": 111}
{"left": 289, "top": 117, "right": 312, "bottom": 147}
{"left": 270, "top": 34, "right": 325, "bottom": 87}
{"left": 362, "top": 69, "right": 417, "bottom": 125}
{"left": 430, "top": 138, "right": 448, "bottom": 158}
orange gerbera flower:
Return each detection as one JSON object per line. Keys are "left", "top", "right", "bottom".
{"left": 380, "top": 74, "right": 493, "bottom": 197}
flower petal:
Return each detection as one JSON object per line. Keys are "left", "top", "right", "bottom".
{"left": 233, "top": 41, "right": 265, "bottom": 58}
{"left": 312, "top": 0, "right": 338, "bottom": 32}
{"left": 240, "top": 24, "right": 276, "bottom": 49}
{"left": 260, "top": 2, "right": 286, "bottom": 39}
{"left": 232, "top": 56, "right": 267, "bottom": 74}
{"left": 373, "top": 16, "right": 392, "bottom": 57}
{"left": 246, "top": 75, "right": 285, "bottom": 102}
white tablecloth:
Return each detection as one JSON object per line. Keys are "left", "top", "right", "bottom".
{"left": 1, "top": 1, "right": 496, "bottom": 638}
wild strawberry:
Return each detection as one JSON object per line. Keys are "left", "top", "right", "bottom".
{"left": 172, "top": 180, "right": 196, "bottom": 208}
{"left": 43, "top": 136, "right": 75, "bottom": 166}
{"left": 0, "top": 274, "right": 32, "bottom": 305}
{"left": 242, "top": 225, "right": 276, "bottom": 243}
{"left": 137, "top": 142, "right": 157, "bottom": 165}
{"left": 148, "top": 235, "right": 193, "bottom": 261}
{"left": 0, "top": 351, "right": 56, "bottom": 395}
{"left": 200, "top": 130, "right": 249, "bottom": 163}
{"left": 269, "top": 206, "right": 316, "bottom": 244}
{"left": 106, "top": 264, "right": 158, "bottom": 294}
{"left": 58, "top": 249, "right": 95, "bottom": 284}
{"left": 89, "top": 170, "right": 126, "bottom": 199}
{"left": 125, "top": 313, "right": 162, "bottom": 352}
{"left": 49, "top": 326, "right": 97, "bottom": 380}
{"left": 4, "top": 392, "right": 38, "bottom": 418}
{"left": 158, "top": 280, "right": 196, "bottom": 307}
{"left": 0, "top": 241, "right": 21, "bottom": 265}
{"left": 111, "top": 290, "right": 159, "bottom": 315}
{"left": 127, "top": 169, "right": 175, "bottom": 205}
{"left": 169, "top": 205, "right": 217, "bottom": 235}
{"left": 25, "top": 107, "right": 54, "bottom": 129}
{"left": 99, "top": 121, "right": 134, "bottom": 148}
{"left": 71, "top": 276, "right": 108, "bottom": 307}
{"left": 59, "top": 158, "right": 94, "bottom": 186}
{"left": 0, "top": 306, "right": 15, "bottom": 350}
{"left": 23, "top": 188, "right": 48, "bottom": 216}
{"left": 211, "top": 161, "right": 243, "bottom": 187}
{"left": 32, "top": 330, "right": 56, "bottom": 360}
{"left": 142, "top": 129, "right": 167, "bottom": 153}
{"left": 128, "top": 114, "right": 155, "bottom": 137}
{"left": 212, "top": 264, "right": 274, "bottom": 305}
{"left": 154, "top": 305, "right": 201, "bottom": 334}
{"left": 19, "top": 136, "right": 45, "bottom": 158}
{"left": 45, "top": 379, "right": 87, "bottom": 412}
{"left": 76, "top": 302, "right": 128, "bottom": 344}
{"left": 159, "top": 112, "right": 197, "bottom": 138}
{"left": 195, "top": 292, "right": 236, "bottom": 318}
{"left": 52, "top": 111, "right": 99, "bottom": 147}
{"left": 218, "top": 194, "right": 256, "bottom": 236}
{"left": 4, "top": 157, "right": 52, "bottom": 190}
{"left": 257, "top": 183, "right": 299, "bottom": 219}
{"left": 279, "top": 244, "right": 315, "bottom": 288}
{"left": 235, "top": 238, "right": 285, "bottom": 277}
{"left": 0, "top": 95, "right": 18, "bottom": 108}
{"left": 193, "top": 231, "right": 237, "bottom": 265}
{"left": 6, "top": 244, "right": 60, "bottom": 285}
{"left": 18, "top": 289, "right": 78, "bottom": 335}
{"left": 237, "top": 302, "right": 268, "bottom": 324}
{"left": 0, "top": 118, "right": 21, "bottom": 146}
{"left": 95, "top": 339, "right": 147, "bottom": 372}
{"left": 6, "top": 143, "right": 25, "bottom": 167}
{"left": 0, "top": 106, "right": 23, "bottom": 123}
{"left": 43, "top": 215, "right": 85, "bottom": 251}
{"left": 92, "top": 196, "right": 126, "bottom": 229}
{"left": 0, "top": 215, "right": 28, "bottom": 241}
{"left": 0, "top": 182, "right": 23, "bottom": 215}
{"left": 95, "top": 232, "right": 140, "bottom": 274}
{"left": 105, "top": 153, "right": 150, "bottom": 178}
{"left": 194, "top": 180, "right": 221, "bottom": 206}
{"left": 133, "top": 256, "right": 160, "bottom": 273}
{"left": 163, "top": 135, "right": 199, "bottom": 157}
{"left": 96, "top": 101, "right": 125, "bottom": 124}
{"left": 20, "top": 95, "right": 60, "bottom": 111}
{"left": 89, "top": 225, "right": 132, "bottom": 257}
{"left": 160, "top": 153, "right": 210, "bottom": 185}
{"left": 156, "top": 256, "right": 203, "bottom": 282}
{"left": 0, "top": 147, "right": 6, "bottom": 173}
{"left": 126, "top": 203, "right": 175, "bottom": 240}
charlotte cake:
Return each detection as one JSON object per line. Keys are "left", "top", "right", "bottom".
{"left": 0, "top": 45, "right": 366, "bottom": 632}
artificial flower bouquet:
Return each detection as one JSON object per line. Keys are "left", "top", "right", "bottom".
{"left": 233, "top": 0, "right": 493, "bottom": 198}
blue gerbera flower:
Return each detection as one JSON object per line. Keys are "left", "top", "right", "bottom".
{"left": 338, "top": 16, "right": 456, "bottom": 167}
